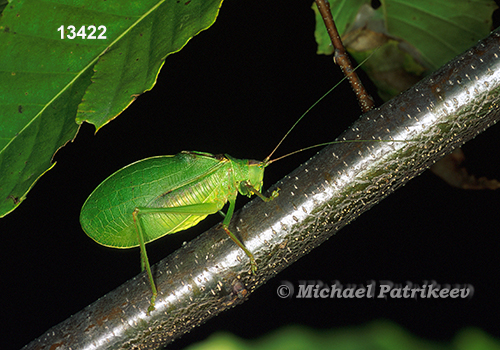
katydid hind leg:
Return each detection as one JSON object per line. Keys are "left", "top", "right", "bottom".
{"left": 131, "top": 202, "right": 220, "bottom": 314}
{"left": 222, "top": 199, "right": 257, "bottom": 275}
{"left": 132, "top": 208, "right": 157, "bottom": 314}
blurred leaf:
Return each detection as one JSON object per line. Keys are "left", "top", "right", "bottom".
{"left": 0, "top": 0, "right": 223, "bottom": 217}
{"left": 454, "top": 328, "right": 500, "bottom": 350}
{"left": 185, "top": 321, "right": 500, "bottom": 350}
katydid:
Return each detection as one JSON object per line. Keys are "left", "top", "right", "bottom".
{"left": 80, "top": 56, "right": 383, "bottom": 313}
{"left": 80, "top": 151, "right": 278, "bottom": 312}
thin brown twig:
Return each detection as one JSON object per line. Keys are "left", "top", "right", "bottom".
{"left": 314, "top": 0, "right": 375, "bottom": 113}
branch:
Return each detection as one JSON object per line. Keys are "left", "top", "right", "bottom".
{"left": 22, "top": 28, "right": 500, "bottom": 350}
{"left": 314, "top": 0, "right": 375, "bottom": 112}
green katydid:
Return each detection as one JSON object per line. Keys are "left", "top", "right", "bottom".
{"left": 80, "top": 55, "right": 387, "bottom": 313}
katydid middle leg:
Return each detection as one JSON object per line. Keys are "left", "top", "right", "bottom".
{"left": 220, "top": 186, "right": 279, "bottom": 275}
{"left": 221, "top": 199, "right": 257, "bottom": 274}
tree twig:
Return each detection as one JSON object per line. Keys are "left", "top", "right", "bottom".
{"left": 314, "top": 0, "right": 375, "bottom": 112}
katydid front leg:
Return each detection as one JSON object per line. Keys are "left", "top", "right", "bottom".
{"left": 243, "top": 181, "right": 280, "bottom": 202}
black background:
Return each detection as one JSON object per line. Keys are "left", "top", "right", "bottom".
{"left": 3, "top": 1, "right": 500, "bottom": 349}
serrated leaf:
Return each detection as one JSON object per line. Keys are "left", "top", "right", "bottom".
{"left": 0, "top": 0, "right": 223, "bottom": 217}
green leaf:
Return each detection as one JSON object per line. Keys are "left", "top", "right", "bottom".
{"left": 0, "top": 0, "right": 223, "bottom": 217}
{"left": 382, "top": 0, "right": 497, "bottom": 69}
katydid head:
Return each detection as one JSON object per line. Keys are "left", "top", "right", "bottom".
{"left": 226, "top": 156, "right": 266, "bottom": 198}
{"left": 238, "top": 159, "right": 266, "bottom": 198}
